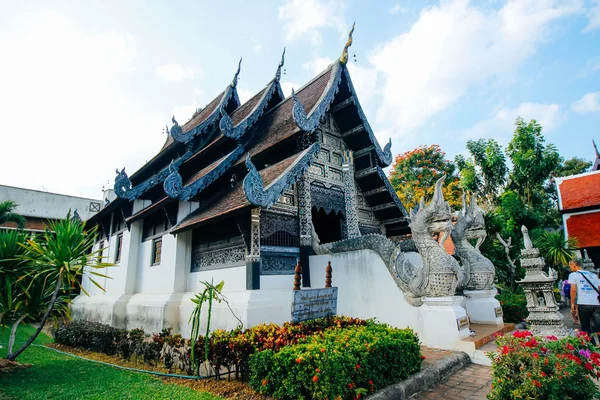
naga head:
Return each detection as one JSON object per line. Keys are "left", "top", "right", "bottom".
{"left": 455, "top": 193, "right": 487, "bottom": 250}
{"left": 410, "top": 175, "right": 453, "bottom": 243}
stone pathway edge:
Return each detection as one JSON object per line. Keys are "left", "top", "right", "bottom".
{"left": 367, "top": 352, "right": 471, "bottom": 399}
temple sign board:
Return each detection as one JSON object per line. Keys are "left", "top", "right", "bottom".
{"left": 291, "top": 287, "right": 338, "bottom": 323}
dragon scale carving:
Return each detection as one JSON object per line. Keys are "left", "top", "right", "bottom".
{"left": 312, "top": 176, "right": 460, "bottom": 306}
{"left": 452, "top": 194, "right": 495, "bottom": 291}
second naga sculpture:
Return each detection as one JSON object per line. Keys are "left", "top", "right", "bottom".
{"left": 312, "top": 176, "right": 461, "bottom": 306}
{"left": 452, "top": 194, "right": 495, "bottom": 291}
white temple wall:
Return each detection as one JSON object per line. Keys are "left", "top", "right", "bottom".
{"left": 260, "top": 274, "right": 295, "bottom": 290}
{"left": 309, "top": 250, "right": 424, "bottom": 337}
{"left": 135, "top": 233, "right": 177, "bottom": 294}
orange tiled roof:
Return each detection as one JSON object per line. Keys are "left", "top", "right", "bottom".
{"left": 558, "top": 171, "right": 600, "bottom": 211}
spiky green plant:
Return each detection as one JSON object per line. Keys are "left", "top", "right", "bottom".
{"left": 0, "top": 200, "right": 26, "bottom": 228}
{"left": 533, "top": 230, "right": 578, "bottom": 269}
{"left": 5, "top": 214, "right": 113, "bottom": 361}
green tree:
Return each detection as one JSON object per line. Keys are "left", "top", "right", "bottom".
{"left": 5, "top": 214, "right": 112, "bottom": 361}
{"left": 465, "top": 139, "right": 508, "bottom": 210}
{"left": 532, "top": 230, "right": 578, "bottom": 269}
{"left": 0, "top": 201, "right": 26, "bottom": 228}
{"left": 389, "top": 144, "right": 462, "bottom": 210}
{"left": 554, "top": 157, "right": 592, "bottom": 178}
{"left": 506, "top": 118, "right": 561, "bottom": 207}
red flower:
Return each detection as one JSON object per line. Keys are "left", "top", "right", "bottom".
{"left": 355, "top": 363, "right": 360, "bottom": 369}
{"left": 320, "top": 348, "right": 326, "bottom": 353}
{"left": 296, "top": 357, "right": 302, "bottom": 364}
{"left": 368, "top": 380, "right": 374, "bottom": 385}
{"left": 525, "top": 339, "right": 538, "bottom": 348}
{"left": 315, "top": 368, "right": 321, "bottom": 373}
{"left": 533, "top": 380, "right": 541, "bottom": 388}
{"left": 513, "top": 330, "right": 533, "bottom": 339}
{"left": 546, "top": 335, "right": 558, "bottom": 341}
{"left": 532, "top": 353, "right": 539, "bottom": 359}
{"left": 541, "top": 372, "right": 547, "bottom": 377}
{"left": 502, "top": 345, "right": 510, "bottom": 355}
{"left": 421, "top": 355, "right": 426, "bottom": 360}
{"left": 348, "top": 383, "right": 355, "bottom": 389}
{"left": 566, "top": 343, "right": 575, "bottom": 351}
{"left": 262, "top": 379, "right": 268, "bottom": 386}
{"left": 586, "top": 362, "right": 594, "bottom": 371}
{"left": 312, "top": 375, "right": 319, "bottom": 382}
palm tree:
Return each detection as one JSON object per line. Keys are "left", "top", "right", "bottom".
{"left": 533, "top": 230, "right": 578, "bottom": 269}
{"left": 5, "top": 213, "right": 113, "bottom": 361}
{"left": 0, "top": 201, "right": 26, "bottom": 229}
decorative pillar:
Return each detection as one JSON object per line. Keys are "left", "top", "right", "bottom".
{"left": 518, "top": 226, "right": 569, "bottom": 336}
{"left": 293, "top": 261, "right": 302, "bottom": 290}
{"left": 342, "top": 151, "right": 360, "bottom": 239}
{"left": 297, "top": 175, "right": 312, "bottom": 287}
{"left": 246, "top": 207, "right": 261, "bottom": 290}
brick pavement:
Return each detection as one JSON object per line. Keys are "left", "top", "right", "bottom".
{"left": 411, "top": 364, "right": 492, "bottom": 400}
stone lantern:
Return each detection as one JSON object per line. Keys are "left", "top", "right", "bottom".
{"left": 518, "top": 226, "right": 569, "bottom": 337}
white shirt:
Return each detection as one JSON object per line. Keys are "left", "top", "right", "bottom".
{"left": 568, "top": 270, "right": 600, "bottom": 306}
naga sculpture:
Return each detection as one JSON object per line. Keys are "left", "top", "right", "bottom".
{"left": 312, "top": 176, "right": 460, "bottom": 306}
{"left": 452, "top": 194, "right": 495, "bottom": 291}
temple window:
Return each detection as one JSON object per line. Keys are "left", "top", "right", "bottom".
{"left": 112, "top": 211, "right": 124, "bottom": 234}
{"left": 152, "top": 238, "right": 162, "bottom": 266}
{"left": 115, "top": 233, "right": 123, "bottom": 263}
{"left": 142, "top": 211, "right": 170, "bottom": 241}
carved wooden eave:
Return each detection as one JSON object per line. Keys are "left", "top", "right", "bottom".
{"left": 291, "top": 61, "right": 392, "bottom": 168}
{"left": 170, "top": 59, "right": 243, "bottom": 144}
{"left": 163, "top": 145, "right": 245, "bottom": 201}
{"left": 243, "top": 142, "right": 321, "bottom": 208}
{"left": 219, "top": 49, "right": 286, "bottom": 141}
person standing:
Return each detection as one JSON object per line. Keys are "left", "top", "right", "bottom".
{"left": 569, "top": 258, "right": 600, "bottom": 335}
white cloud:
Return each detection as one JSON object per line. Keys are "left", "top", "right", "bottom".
{"left": 172, "top": 103, "right": 201, "bottom": 124}
{"left": 367, "top": 0, "right": 581, "bottom": 140}
{"left": 572, "top": 92, "right": 600, "bottom": 113}
{"left": 253, "top": 44, "right": 263, "bottom": 53}
{"left": 583, "top": 0, "right": 600, "bottom": 32}
{"left": 155, "top": 63, "right": 195, "bottom": 82}
{"left": 302, "top": 57, "right": 333, "bottom": 76}
{"left": 0, "top": 10, "right": 166, "bottom": 198}
{"left": 575, "top": 56, "right": 600, "bottom": 78}
{"left": 463, "top": 102, "right": 566, "bottom": 142}
{"left": 237, "top": 87, "right": 254, "bottom": 104}
{"left": 390, "top": 4, "right": 408, "bottom": 14}
{"left": 278, "top": 0, "right": 347, "bottom": 45}
{"left": 280, "top": 81, "right": 302, "bottom": 98}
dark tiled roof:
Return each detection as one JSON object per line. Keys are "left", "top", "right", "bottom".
{"left": 237, "top": 67, "right": 333, "bottom": 165}
{"left": 231, "top": 86, "right": 268, "bottom": 126}
{"left": 127, "top": 196, "right": 172, "bottom": 223}
{"left": 172, "top": 152, "right": 299, "bottom": 233}
{"left": 184, "top": 153, "right": 229, "bottom": 186}
{"left": 159, "top": 90, "right": 227, "bottom": 153}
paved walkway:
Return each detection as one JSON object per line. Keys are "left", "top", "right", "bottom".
{"left": 411, "top": 363, "right": 492, "bottom": 400}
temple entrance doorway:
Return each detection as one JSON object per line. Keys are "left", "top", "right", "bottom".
{"left": 312, "top": 207, "right": 343, "bottom": 244}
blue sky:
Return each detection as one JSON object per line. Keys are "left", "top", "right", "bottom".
{"left": 1, "top": 0, "right": 598, "bottom": 198}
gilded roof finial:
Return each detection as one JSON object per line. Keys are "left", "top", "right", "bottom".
{"left": 231, "top": 57, "right": 242, "bottom": 88}
{"left": 339, "top": 22, "right": 355, "bottom": 65}
{"left": 275, "top": 47, "right": 286, "bottom": 82}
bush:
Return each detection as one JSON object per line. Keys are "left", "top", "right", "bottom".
{"left": 488, "top": 331, "right": 600, "bottom": 400}
{"left": 53, "top": 320, "right": 122, "bottom": 355}
{"left": 496, "top": 291, "right": 528, "bottom": 323}
{"left": 248, "top": 323, "right": 422, "bottom": 399}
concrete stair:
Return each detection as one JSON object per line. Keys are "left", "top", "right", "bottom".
{"left": 455, "top": 322, "right": 515, "bottom": 366}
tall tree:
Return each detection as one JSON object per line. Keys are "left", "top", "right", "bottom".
{"left": 554, "top": 157, "right": 592, "bottom": 178}
{"left": 0, "top": 201, "right": 26, "bottom": 228}
{"left": 506, "top": 118, "right": 561, "bottom": 207}
{"left": 389, "top": 144, "right": 462, "bottom": 210}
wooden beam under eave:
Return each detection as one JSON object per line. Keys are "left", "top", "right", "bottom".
{"left": 371, "top": 202, "right": 396, "bottom": 212}
{"left": 381, "top": 217, "right": 408, "bottom": 225}
{"left": 363, "top": 187, "right": 387, "bottom": 197}
{"left": 341, "top": 125, "right": 365, "bottom": 138}
{"left": 355, "top": 167, "right": 377, "bottom": 179}
{"left": 331, "top": 97, "right": 355, "bottom": 113}
{"left": 353, "top": 145, "right": 375, "bottom": 158}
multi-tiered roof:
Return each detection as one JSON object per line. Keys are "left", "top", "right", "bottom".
{"left": 91, "top": 29, "right": 409, "bottom": 236}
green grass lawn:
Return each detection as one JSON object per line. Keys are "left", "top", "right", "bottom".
{"left": 0, "top": 325, "right": 221, "bottom": 400}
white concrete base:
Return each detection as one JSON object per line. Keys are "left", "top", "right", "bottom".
{"left": 464, "top": 289, "right": 503, "bottom": 325}
{"left": 420, "top": 296, "right": 471, "bottom": 350}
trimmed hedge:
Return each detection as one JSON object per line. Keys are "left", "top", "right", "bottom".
{"left": 249, "top": 323, "right": 422, "bottom": 399}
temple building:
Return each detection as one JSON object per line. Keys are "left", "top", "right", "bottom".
{"left": 556, "top": 141, "right": 600, "bottom": 267}
{"left": 75, "top": 30, "right": 410, "bottom": 333}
